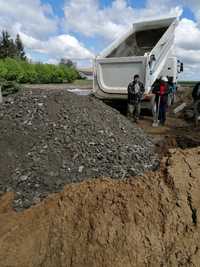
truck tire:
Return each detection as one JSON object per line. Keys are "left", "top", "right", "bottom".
{"left": 151, "top": 95, "right": 156, "bottom": 116}
{"left": 168, "top": 93, "right": 173, "bottom": 106}
{"left": 194, "top": 100, "right": 200, "bottom": 126}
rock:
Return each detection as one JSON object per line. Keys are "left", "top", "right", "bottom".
{"left": 19, "top": 175, "right": 29, "bottom": 182}
{"left": 78, "top": 166, "right": 84, "bottom": 173}
{"left": 23, "top": 199, "right": 32, "bottom": 209}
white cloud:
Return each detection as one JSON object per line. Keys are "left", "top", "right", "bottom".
{"left": 64, "top": 0, "right": 182, "bottom": 41}
{"left": 176, "top": 19, "right": 200, "bottom": 51}
{"left": 64, "top": 0, "right": 126, "bottom": 40}
{"left": 0, "top": 0, "right": 94, "bottom": 62}
{"left": 175, "top": 18, "right": 200, "bottom": 80}
{"left": 183, "top": 0, "right": 200, "bottom": 22}
{"left": 19, "top": 32, "right": 94, "bottom": 60}
{"left": 46, "top": 58, "right": 59, "bottom": 65}
{"left": 0, "top": 0, "right": 58, "bottom": 39}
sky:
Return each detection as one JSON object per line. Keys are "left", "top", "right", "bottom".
{"left": 0, "top": 0, "right": 200, "bottom": 80}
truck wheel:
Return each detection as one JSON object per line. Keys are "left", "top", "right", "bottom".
{"left": 171, "top": 94, "right": 176, "bottom": 105}
{"left": 168, "top": 94, "right": 173, "bottom": 106}
{"left": 194, "top": 100, "right": 200, "bottom": 126}
{"left": 151, "top": 96, "right": 156, "bottom": 116}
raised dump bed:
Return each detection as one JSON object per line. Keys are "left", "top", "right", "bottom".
{"left": 107, "top": 27, "right": 168, "bottom": 58}
{"left": 93, "top": 17, "right": 181, "bottom": 102}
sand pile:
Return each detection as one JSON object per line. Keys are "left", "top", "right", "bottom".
{"left": 0, "top": 147, "right": 200, "bottom": 267}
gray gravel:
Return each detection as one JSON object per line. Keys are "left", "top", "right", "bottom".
{"left": 0, "top": 89, "right": 158, "bottom": 210}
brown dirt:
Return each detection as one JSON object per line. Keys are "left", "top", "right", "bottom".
{"left": 138, "top": 116, "right": 200, "bottom": 153}
{"left": 137, "top": 101, "right": 200, "bottom": 157}
{"left": 0, "top": 147, "right": 200, "bottom": 267}
{"left": 23, "top": 83, "right": 92, "bottom": 91}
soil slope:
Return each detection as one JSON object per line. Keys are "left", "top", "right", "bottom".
{"left": 0, "top": 147, "right": 200, "bottom": 267}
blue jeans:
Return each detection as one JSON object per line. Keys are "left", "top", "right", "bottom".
{"left": 159, "top": 102, "right": 167, "bottom": 124}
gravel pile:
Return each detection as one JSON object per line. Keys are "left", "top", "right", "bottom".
{"left": 0, "top": 90, "right": 158, "bottom": 210}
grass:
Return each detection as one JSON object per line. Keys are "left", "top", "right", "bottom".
{"left": 179, "top": 81, "right": 198, "bottom": 87}
{"left": 72, "top": 79, "right": 93, "bottom": 86}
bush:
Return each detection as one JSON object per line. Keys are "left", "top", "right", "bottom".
{"left": 0, "top": 62, "right": 8, "bottom": 79}
{"left": 2, "top": 58, "right": 23, "bottom": 81}
{"left": 0, "top": 58, "right": 80, "bottom": 84}
{"left": 0, "top": 80, "right": 21, "bottom": 96}
{"left": 18, "top": 61, "right": 38, "bottom": 83}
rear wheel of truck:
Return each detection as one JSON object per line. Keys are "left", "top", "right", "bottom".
{"left": 194, "top": 100, "right": 200, "bottom": 127}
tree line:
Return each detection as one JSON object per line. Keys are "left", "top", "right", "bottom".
{"left": 0, "top": 31, "right": 77, "bottom": 67}
{"left": 0, "top": 30, "right": 81, "bottom": 89}
{"left": 0, "top": 31, "right": 26, "bottom": 60}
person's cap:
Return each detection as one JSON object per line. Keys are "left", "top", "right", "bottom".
{"left": 161, "top": 76, "right": 168, "bottom": 82}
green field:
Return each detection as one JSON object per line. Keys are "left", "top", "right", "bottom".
{"left": 179, "top": 81, "right": 198, "bottom": 87}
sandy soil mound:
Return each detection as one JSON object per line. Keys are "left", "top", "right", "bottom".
{"left": 0, "top": 147, "right": 200, "bottom": 267}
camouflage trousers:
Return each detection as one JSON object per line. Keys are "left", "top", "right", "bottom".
{"left": 127, "top": 102, "right": 141, "bottom": 121}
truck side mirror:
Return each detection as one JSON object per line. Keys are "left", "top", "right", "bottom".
{"left": 180, "top": 63, "right": 184, "bottom": 72}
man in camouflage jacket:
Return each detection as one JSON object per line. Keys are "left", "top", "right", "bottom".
{"left": 127, "top": 74, "right": 145, "bottom": 122}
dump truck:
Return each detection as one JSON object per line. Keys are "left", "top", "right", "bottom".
{"left": 93, "top": 16, "right": 183, "bottom": 111}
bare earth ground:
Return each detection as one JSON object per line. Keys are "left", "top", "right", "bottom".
{"left": 23, "top": 81, "right": 93, "bottom": 91}
{"left": 0, "top": 84, "right": 200, "bottom": 267}
{"left": 137, "top": 86, "right": 200, "bottom": 155}
{"left": 138, "top": 116, "right": 200, "bottom": 154}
